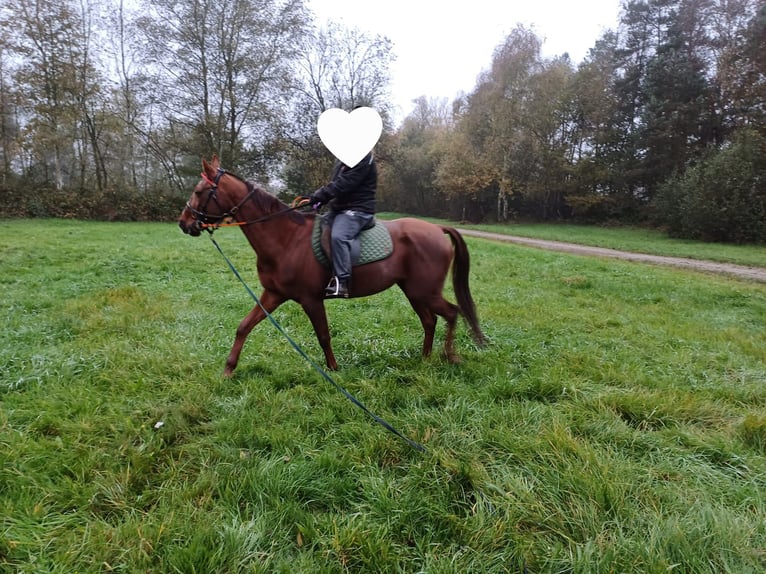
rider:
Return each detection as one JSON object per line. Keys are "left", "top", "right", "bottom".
{"left": 310, "top": 149, "right": 377, "bottom": 298}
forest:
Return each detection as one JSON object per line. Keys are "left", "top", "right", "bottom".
{"left": 0, "top": 0, "right": 764, "bottom": 242}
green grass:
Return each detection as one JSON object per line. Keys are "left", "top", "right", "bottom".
{"left": 378, "top": 212, "right": 766, "bottom": 269}
{"left": 2, "top": 218, "right": 765, "bottom": 573}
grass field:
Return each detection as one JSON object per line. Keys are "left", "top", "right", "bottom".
{"left": 2, "top": 218, "right": 765, "bottom": 573}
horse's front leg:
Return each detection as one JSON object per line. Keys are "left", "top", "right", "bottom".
{"left": 300, "top": 298, "right": 338, "bottom": 370}
{"left": 224, "top": 290, "right": 285, "bottom": 377}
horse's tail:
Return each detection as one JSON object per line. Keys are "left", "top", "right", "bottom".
{"left": 442, "top": 226, "right": 486, "bottom": 346}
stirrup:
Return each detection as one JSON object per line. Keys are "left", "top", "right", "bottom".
{"left": 324, "top": 276, "right": 349, "bottom": 299}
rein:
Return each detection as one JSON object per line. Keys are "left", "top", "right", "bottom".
{"left": 207, "top": 233, "right": 427, "bottom": 454}
{"left": 188, "top": 169, "right": 308, "bottom": 231}
{"left": 188, "top": 167, "right": 426, "bottom": 452}
{"left": 199, "top": 204, "right": 305, "bottom": 231}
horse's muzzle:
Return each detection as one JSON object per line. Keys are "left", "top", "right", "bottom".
{"left": 178, "top": 218, "right": 202, "bottom": 237}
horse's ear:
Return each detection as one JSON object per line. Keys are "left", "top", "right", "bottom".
{"left": 201, "top": 156, "right": 216, "bottom": 178}
{"left": 211, "top": 154, "right": 220, "bottom": 170}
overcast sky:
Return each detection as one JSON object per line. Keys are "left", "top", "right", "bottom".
{"left": 308, "top": 0, "right": 623, "bottom": 123}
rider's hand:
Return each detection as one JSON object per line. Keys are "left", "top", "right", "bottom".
{"left": 309, "top": 188, "right": 328, "bottom": 209}
{"left": 293, "top": 195, "right": 313, "bottom": 208}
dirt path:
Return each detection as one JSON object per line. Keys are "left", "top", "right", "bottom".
{"left": 458, "top": 229, "right": 766, "bottom": 284}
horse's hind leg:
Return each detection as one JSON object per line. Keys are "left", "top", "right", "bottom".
{"left": 410, "top": 303, "right": 436, "bottom": 357}
{"left": 434, "top": 298, "right": 460, "bottom": 363}
{"left": 224, "top": 290, "right": 284, "bottom": 377}
{"left": 406, "top": 294, "right": 460, "bottom": 363}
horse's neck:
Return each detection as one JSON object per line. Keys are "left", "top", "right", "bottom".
{"left": 240, "top": 219, "right": 306, "bottom": 265}
{"left": 237, "top": 188, "right": 306, "bottom": 260}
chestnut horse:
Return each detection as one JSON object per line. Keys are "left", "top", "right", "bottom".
{"left": 178, "top": 156, "right": 485, "bottom": 376}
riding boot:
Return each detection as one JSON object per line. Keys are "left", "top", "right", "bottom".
{"left": 325, "top": 276, "right": 349, "bottom": 299}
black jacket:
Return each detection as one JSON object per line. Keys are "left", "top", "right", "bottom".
{"left": 314, "top": 152, "right": 377, "bottom": 214}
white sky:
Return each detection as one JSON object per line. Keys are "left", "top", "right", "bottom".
{"left": 308, "top": 0, "right": 623, "bottom": 123}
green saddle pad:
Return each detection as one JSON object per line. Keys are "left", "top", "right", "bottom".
{"left": 312, "top": 215, "right": 394, "bottom": 269}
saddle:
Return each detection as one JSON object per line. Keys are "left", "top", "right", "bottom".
{"left": 311, "top": 214, "right": 394, "bottom": 269}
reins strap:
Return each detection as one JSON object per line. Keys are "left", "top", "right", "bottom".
{"left": 201, "top": 204, "right": 305, "bottom": 231}
{"left": 208, "top": 234, "right": 427, "bottom": 454}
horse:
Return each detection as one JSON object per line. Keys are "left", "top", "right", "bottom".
{"left": 178, "top": 155, "right": 485, "bottom": 376}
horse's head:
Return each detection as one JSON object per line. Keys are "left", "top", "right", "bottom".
{"left": 178, "top": 155, "right": 240, "bottom": 236}
{"left": 179, "top": 155, "right": 301, "bottom": 236}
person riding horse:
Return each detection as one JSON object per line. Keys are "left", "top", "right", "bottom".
{"left": 179, "top": 155, "right": 485, "bottom": 374}
{"left": 310, "top": 150, "right": 377, "bottom": 298}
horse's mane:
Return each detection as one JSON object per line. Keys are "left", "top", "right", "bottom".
{"left": 227, "top": 171, "right": 305, "bottom": 224}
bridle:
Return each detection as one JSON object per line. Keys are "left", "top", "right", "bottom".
{"left": 185, "top": 166, "right": 310, "bottom": 232}
{"left": 185, "top": 167, "right": 257, "bottom": 228}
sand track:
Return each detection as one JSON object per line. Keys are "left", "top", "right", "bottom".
{"left": 458, "top": 229, "right": 766, "bottom": 284}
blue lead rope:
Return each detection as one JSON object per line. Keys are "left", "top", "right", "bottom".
{"left": 209, "top": 234, "right": 427, "bottom": 454}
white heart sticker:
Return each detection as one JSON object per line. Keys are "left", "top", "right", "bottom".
{"left": 317, "top": 107, "right": 382, "bottom": 168}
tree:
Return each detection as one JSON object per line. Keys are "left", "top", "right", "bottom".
{"left": 520, "top": 54, "right": 579, "bottom": 219}
{"left": 640, "top": 28, "right": 713, "bottom": 194}
{"left": 138, "top": 0, "right": 310, "bottom": 186}
{"left": 294, "top": 21, "right": 394, "bottom": 114}
{"left": 281, "top": 21, "right": 395, "bottom": 196}
{"left": 609, "top": 0, "right": 675, "bottom": 202}
{"left": 566, "top": 32, "right": 625, "bottom": 219}
{"left": 445, "top": 26, "right": 579, "bottom": 221}
{"left": 0, "top": 42, "right": 20, "bottom": 187}
{"left": 718, "top": 0, "right": 766, "bottom": 134}
{"left": 433, "top": 126, "right": 499, "bottom": 221}
{"left": 611, "top": 0, "right": 756, "bottom": 202}
{"left": 3, "top": 0, "right": 105, "bottom": 191}
{"left": 381, "top": 96, "right": 452, "bottom": 215}
{"left": 445, "top": 26, "right": 541, "bottom": 220}
{"left": 656, "top": 128, "right": 766, "bottom": 242}
{"left": 105, "top": 0, "right": 148, "bottom": 191}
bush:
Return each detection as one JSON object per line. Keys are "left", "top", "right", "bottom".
{"left": 0, "top": 184, "right": 187, "bottom": 222}
{"left": 655, "top": 129, "right": 766, "bottom": 243}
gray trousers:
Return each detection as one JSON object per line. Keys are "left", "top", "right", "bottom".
{"left": 326, "top": 210, "right": 375, "bottom": 281}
